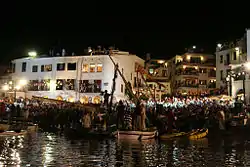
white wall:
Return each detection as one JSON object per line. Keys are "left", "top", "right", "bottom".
{"left": 12, "top": 54, "right": 144, "bottom": 102}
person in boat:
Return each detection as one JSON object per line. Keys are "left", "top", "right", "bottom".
{"left": 166, "top": 107, "right": 175, "bottom": 134}
{"left": 140, "top": 102, "right": 147, "bottom": 131}
{"left": 0, "top": 102, "right": 5, "bottom": 123}
{"left": 116, "top": 100, "right": 125, "bottom": 129}
{"left": 82, "top": 111, "right": 91, "bottom": 129}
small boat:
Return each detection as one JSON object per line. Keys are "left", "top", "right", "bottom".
{"left": 189, "top": 129, "right": 208, "bottom": 140}
{"left": 0, "top": 130, "right": 27, "bottom": 136}
{"left": 159, "top": 129, "right": 199, "bottom": 140}
{"left": 113, "top": 130, "right": 158, "bottom": 140}
{"left": 160, "top": 131, "right": 189, "bottom": 140}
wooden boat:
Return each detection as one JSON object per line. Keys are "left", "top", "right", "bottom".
{"left": 113, "top": 130, "right": 158, "bottom": 140}
{"left": 189, "top": 129, "right": 208, "bottom": 140}
{"left": 0, "top": 130, "right": 27, "bottom": 136}
{"left": 0, "top": 124, "right": 10, "bottom": 131}
{"left": 159, "top": 129, "right": 199, "bottom": 140}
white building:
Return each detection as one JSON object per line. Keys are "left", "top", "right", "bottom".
{"left": 11, "top": 50, "right": 144, "bottom": 103}
{"left": 215, "top": 33, "right": 247, "bottom": 92}
{"left": 168, "top": 52, "right": 216, "bottom": 96}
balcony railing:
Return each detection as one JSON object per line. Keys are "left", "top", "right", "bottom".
{"left": 176, "top": 71, "right": 199, "bottom": 76}
{"left": 176, "top": 60, "right": 215, "bottom": 67}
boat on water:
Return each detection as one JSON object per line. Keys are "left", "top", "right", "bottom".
{"left": 0, "top": 123, "right": 38, "bottom": 132}
{"left": 189, "top": 129, "right": 208, "bottom": 140}
{"left": 159, "top": 129, "right": 208, "bottom": 140}
{"left": 113, "top": 129, "right": 158, "bottom": 140}
{"left": 0, "top": 130, "right": 27, "bottom": 136}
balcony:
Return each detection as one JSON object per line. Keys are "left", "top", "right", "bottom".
{"left": 175, "top": 70, "right": 199, "bottom": 76}
{"left": 176, "top": 60, "right": 215, "bottom": 67}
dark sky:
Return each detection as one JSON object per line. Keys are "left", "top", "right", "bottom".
{"left": 0, "top": 2, "right": 249, "bottom": 64}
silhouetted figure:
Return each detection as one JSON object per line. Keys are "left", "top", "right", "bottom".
{"left": 103, "top": 90, "right": 110, "bottom": 108}
{"left": 116, "top": 100, "right": 125, "bottom": 129}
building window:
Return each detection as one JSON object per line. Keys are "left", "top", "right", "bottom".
{"left": 56, "top": 79, "right": 64, "bottom": 90}
{"left": 65, "top": 79, "right": 75, "bottom": 90}
{"left": 121, "top": 84, "right": 124, "bottom": 93}
{"left": 41, "top": 64, "right": 52, "bottom": 72}
{"left": 82, "top": 64, "right": 89, "bottom": 72}
{"left": 22, "top": 62, "right": 27, "bottom": 72}
{"left": 45, "top": 64, "right": 52, "bottom": 72}
{"left": 39, "top": 79, "right": 50, "bottom": 91}
{"left": 97, "top": 64, "right": 103, "bottom": 72}
{"left": 199, "top": 80, "right": 207, "bottom": 85}
{"left": 122, "top": 68, "right": 124, "bottom": 74}
{"left": 57, "top": 63, "right": 65, "bottom": 71}
{"left": 220, "top": 55, "right": 223, "bottom": 63}
{"left": 28, "top": 80, "right": 39, "bottom": 91}
{"left": 233, "top": 52, "right": 237, "bottom": 60}
{"left": 90, "top": 64, "right": 95, "bottom": 72}
{"left": 79, "top": 80, "right": 102, "bottom": 93}
{"left": 32, "top": 65, "right": 38, "bottom": 72}
{"left": 220, "top": 70, "right": 223, "bottom": 80}
{"left": 67, "top": 63, "right": 76, "bottom": 71}
{"left": 199, "top": 68, "right": 207, "bottom": 73}
{"left": 131, "top": 73, "right": 132, "bottom": 80}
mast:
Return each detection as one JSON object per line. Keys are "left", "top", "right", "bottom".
{"left": 109, "top": 63, "right": 118, "bottom": 111}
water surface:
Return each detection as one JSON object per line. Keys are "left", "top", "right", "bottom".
{"left": 0, "top": 132, "right": 249, "bottom": 166}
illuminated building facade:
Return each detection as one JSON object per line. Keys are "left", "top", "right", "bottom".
{"left": 215, "top": 33, "right": 247, "bottom": 93}
{"left": 169, "top": 52, "right": 216, "bottom": 96}
{"left": 11, "top": 50, "right": 144, "bottom": 103}
{"left": 144, "top": 57, "right": 171, "bottom": 100}
{"left": 218, "top": 29, "right": 250, "bottom": 104}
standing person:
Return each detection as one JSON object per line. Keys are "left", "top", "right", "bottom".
{"left": 0, "top": 102, "right": 5, "bottom": 123}
{"left": 103, "top": 90, "right": 110, "bottom": 109}
{"left": 116, "top": 100, "right": 125, "bottom": 129}
{"left": 141, "top": 103, "right": 146, "bottom": 130}
{"left": 167, "top": 108, "right": 175, "bottom": 134}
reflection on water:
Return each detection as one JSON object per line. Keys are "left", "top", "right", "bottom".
{"left": 0, "top": 132, "right": 249, "bottom": 166}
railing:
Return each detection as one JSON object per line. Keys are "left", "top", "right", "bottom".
{"left": 176, "top": 60, "right": 215, "bottom": 67}
{"left": 176, "top": 71, "right": 199, "bottom": 76}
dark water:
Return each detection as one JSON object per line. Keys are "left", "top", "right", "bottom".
{"left": 0, "top": 132, "right": 250, "bottom": 167}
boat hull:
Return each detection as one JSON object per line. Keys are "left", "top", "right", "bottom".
{"left": 189, "top": 129, "right": 208, "bottom": 140}
{"left": 0, "top": 131, "right": 27, "bottom": 136}
{"left": 113, "top": 130, "right": 158, "bottom": 140}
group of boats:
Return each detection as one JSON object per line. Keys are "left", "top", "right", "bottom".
{"left": 113, "top": 128, "right": 208, "bottom": 141}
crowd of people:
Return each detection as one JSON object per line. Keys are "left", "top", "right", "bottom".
{"left": 0, "top": 96, "right": 246, "bottom": 135}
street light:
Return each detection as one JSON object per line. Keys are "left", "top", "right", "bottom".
{"left": 28, "top": 51, "right": 37, "bottom": 57}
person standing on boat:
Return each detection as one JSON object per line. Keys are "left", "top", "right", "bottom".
{"left": 0, "top": 102, "right": 5, "bottom": 123}
{"left": 116, "top": 100, "right": 125, "bottom": 129}
{"left": 82, "top": 111, "right": 91, "bottom": 129}
{"left": 141, "top": 102, "right": 146, "bottom": 131}
{"left": 166, "top": 107, "right": 175, "bottom": 134}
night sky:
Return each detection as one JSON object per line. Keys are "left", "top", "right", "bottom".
{"left": 0, "top": 2, "right": 249, "bottom": 64}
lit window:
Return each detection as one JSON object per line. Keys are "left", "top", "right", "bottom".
{"left": 82, "top": 64, "right": 89, "bottom": 72}
{"left": 97, "top": 64, "right": 103, "bottom": 72}
{"left": 90, "top": 63, "right": 95, "bottom": 72}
